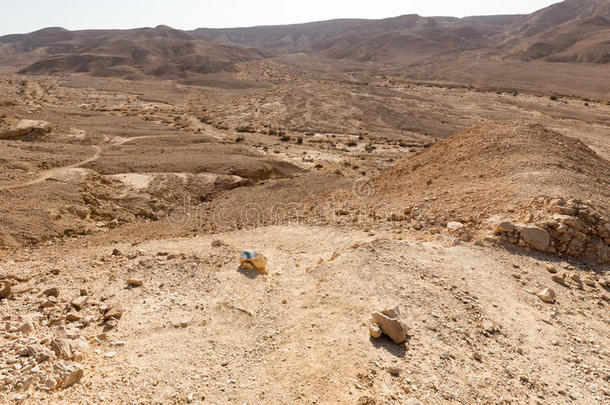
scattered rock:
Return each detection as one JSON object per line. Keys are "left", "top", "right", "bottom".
{"left": 369, "top": 323, "right": 382, "bottom": 338}
{"left": 473, "top": 352, "right": 483, "bottom": 362}
{"left": 211, "top": 240, "right": 225, "bottom": 248}
{"left": 51, "top": 338, "right": 73, "bottom": 360}
{"left": 14, "top": 393, "right": 29, "bottom": 404}
{"left": 66, "top": 311, "right": 83, "bottom": 322}
{"left": 126, "top": 279, "right": 143, "bottom": 288}
{"left": 537, "top": 288, "right": 556, "bottom": 304}
{"left": 40, "top": 375, "right": 58, "bottom": 390}
{"left": 104, "top": 305, "right": 123, "bottom": 321}
{"left": 69, "top": 338, "right": 89, "bottom": 361}
{"left": 71, "top": 295, "right": 88, "bottom": 310}
{"left": 447, "top": 221, "right": 464, "bottom": 230}
{"left": 43, "top": 287, "right": 59, "bottom": 297}
{"left": 54, "top": 361, "right": 83, "bottom": 388}
{"left": 0, "top": 281, "right": 12, "bottom": 298}
{"left": 545, "top": 264, "right": 558, "bottom": 274}
{"left": 25, "top": 344, "right": 54, "bottom": 363}
{"left": 18, "top": 317, "right": 35, "bottom": 334}
{"left": 15, "top": 376, "right": 35, "bottom": 392}
{"left": 386, "top": 365, "right": 400, "bottom": 375}
{"left": 551, "top": 274, "right": 566, "bottom": 285}
{"left": 494, "top": 221, "right": 515, "bottom": 234}
{"left": 371, "top": 307, "right": 409, "bottom": 344}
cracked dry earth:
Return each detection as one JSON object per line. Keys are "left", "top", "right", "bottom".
{"left": 1, "top": 225, "right": 609, "bottom": 404}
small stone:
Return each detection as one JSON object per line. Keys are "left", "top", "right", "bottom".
{"left": 180, "top": 319, "right": 190, "bottom": 328}
{"left": 14, "top": 393, "right": 29, "bottom": 404}
{"left": 54, "top": 361, "right": 83, "bottom": 388}
{"left": 0, "top": 281, "right": 12, "bottom": 299}
{"left": 51, "top": 339, "right": 73, "bottom": 360}
{"left": 43, "top": 287, "right": 59, "bottom": 297}
{"left": 104, "top": 306, "right": 123, "bottom": 321}
{"left": 211, "top": 240, "right": 225, "bottom": 248}
{"left": 41, "top": 297, "right": 57, "bottom": 308}
{"left": 126, "top": 279, "right": 143, "bottom": 288}
{"left": 584, "top": 278, "right": 596, "bottom": 287}
{"left": 386, "top": 365, "right": 400, "bottom": 376}
{"left": 15, "top": 376, "right": 35, "bottom": 392}
{"left": 447, "top": 221, "right": 464, "bottom": 230}
{"left": 537, "top": 288, "right": 556, "bottom": 304}
{"left": 71, "top": 296, "right": 88, "bottom": 310}
{"left": 105, "top": 351, "right": 117, "bottom": 358}
{"left": 473, "top": 352, "right": 483, "bottom": 362}
{"left": 369, "top": 323, "right": 382, "bottom": 339}
{"left": 18, "top": 318, "right": 35, "bottom": 335}
{"left": 494, "top": 221, "right": 515, "bottom": 234}
{"left": 69, "top": 338, "right": 89, "bottom": 360}
{"left": 111, "top": 248, "right": 122, "bottom": 256}
{"left": 40, "top": 374, "right": 58, "bottom": 390}
{"left": 105, "top": 319, "right": 119, "bottom": 329}
{"left": 26, "top": 344, "right": 54, "bottom": 363}
{"left": 66, "top": 311, "right": 83, "bottom": 322}
{"left": 569, "top": 272, "right": 580, "bottom": 282}
{"left": 551, "top": 274, "right": 566, "bottom": 285}
{"left": 545, "top": 265, "right": 558, "bottom": 274}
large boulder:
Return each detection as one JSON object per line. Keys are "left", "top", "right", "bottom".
{"left": 518, "top": 225, "right": 551, "bottom": 251}
{"left": 371, "top": 307, "right": 409, "bottom": 344}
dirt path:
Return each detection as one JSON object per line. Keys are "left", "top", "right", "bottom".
{"left": 0, "top": 134, "right": 174, "bottom": 192}
{"left": 0, "top": 145, "right": 102, "bottom": 191}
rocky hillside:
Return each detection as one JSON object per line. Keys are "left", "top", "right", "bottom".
{"left": 369, "top": 121, "right": 610, "bottom": 262}
{"left": 0, "top": 26, "right": 269, "bottom": 79}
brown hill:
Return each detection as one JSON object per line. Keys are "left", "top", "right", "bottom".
{"left": 194, "top": 1, "right": 609, "bottom": 65}
{"left": 0, "top": 26, "right": 269, "bottom": 79}
{"left": 503, "top": 0, "right": 610, "bottom": 63}
{"left": 194, "top": 14, "right": 512, "bottom": 61}
{"left": 373, "top": 121, "right": 609, "bottom": 216}
{"left": 369, "top": 122, "right": 610, "bottom": 261}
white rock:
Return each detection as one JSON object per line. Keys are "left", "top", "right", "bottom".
{"left": 54, "top": 361, "right": 83, "bottom": 388}
{"left": 537, "top": 288, "right": 556, "bottom": 304}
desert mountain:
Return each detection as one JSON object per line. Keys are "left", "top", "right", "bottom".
{"left": 0, "top": 25, "right": 269, "bottom": 79}
{"left": 501, "top": 0, "right": 610, "bottom": 63}
{"left": 193, "top": 0, "right": 610, "bottom": 64}
{"left": 1, "top": 0, "right": 608, "bottom": 84}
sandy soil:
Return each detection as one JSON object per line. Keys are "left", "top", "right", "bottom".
{"left": 0, "top": 65, "right": 608, "bottom": 405}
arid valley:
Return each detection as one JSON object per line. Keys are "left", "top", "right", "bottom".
{"left": 0, "top": 0, "right": 609, "bottom": 404}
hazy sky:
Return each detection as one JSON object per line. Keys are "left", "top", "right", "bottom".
{"left": 1, "top": 0, "right": 561, "bottom": 35}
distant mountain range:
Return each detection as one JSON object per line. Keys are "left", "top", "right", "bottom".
{"left": 0, "top": 0, "right": 608, "bottom": 80}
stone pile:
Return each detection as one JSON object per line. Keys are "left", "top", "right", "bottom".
{"left": 495, "top": 197, "right": 609, "bottom": 263}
